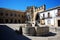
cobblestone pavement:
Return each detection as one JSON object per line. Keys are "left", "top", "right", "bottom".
{"left": 24, "top": 27, "right": 60, "bottom": 40}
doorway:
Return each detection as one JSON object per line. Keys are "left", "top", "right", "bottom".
{"left": 35, "top": 13, "right": 40, "bottom": 26}
{"left": 58, "top": 20, "right": 60, "bottom": 26}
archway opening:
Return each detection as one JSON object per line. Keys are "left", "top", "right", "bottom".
{"left": 35, "top": 13, "right": 40, "bottom": 26}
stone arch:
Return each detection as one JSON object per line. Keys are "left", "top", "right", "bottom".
{"left": 35, "top": 13, "right": 40, "bottom": 26}
{"left": 35, "top": 13, "right": 39, "bottom": 21}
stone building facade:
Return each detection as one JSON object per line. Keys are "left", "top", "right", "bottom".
{"left": 0, "top": 8, "right": 26, "bottom": 23}
{"left": 0, "top": 5, "right": 46, "bottom": 27}
{"left": 0, "top": 5, "right": 60, "bottom": 27}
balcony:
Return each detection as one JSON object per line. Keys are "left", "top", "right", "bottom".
{"left": 41, "top": 16, "right": 52, "bottom": 19}
{"left": 46, "top": 16, "right": 52, "bottom": 18}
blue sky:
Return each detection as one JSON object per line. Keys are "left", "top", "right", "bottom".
{"left": 0, "top": 0, "right": 60, "bottom": 11}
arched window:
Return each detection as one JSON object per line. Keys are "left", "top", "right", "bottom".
{"left": 22, "top": 15, "right": 24, "bottom": 17}
{"left": 0, "top": 12, "right": 3, "bottom": 16}
{"left": 6, "top": 13, "right": 8, "bottom": 16}
{"left": 18, "top": 20, "right": 21, "bottom": 23}
{"left": 10, "top": 19, "right": 13, "bottom": 23}
{"left": 0, "top": 19, "right": 3, "bottom": 23}
{"left": 10, "top": 13, "right": 13, "bottom": 16}
{"left": 18, "top": 14, "right": 20, "bottom": 17}
{"left": 5, "top": 19, "right": 8, "bottom": 23}
{"left": 0, "top": 10, "right": 3, "bottom": 16}
{"left": 48, "top": 12, "right": 50, "bottom": 17}
{"left": 14, "top": 13, "right": 16, "bottom": 17}
{"left": 14, "top": 19, "right": 17, "bottom": 23}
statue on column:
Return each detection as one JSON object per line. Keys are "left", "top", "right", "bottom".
{"left": 25, "top": 12, "right": 32, "bottom": 27}
{"left": 26, "top": 12, "right": 32, "bottom": 21}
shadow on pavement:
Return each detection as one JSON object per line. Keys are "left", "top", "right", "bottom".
{"left": 31, "top": 32, "right": 56, "bottom": 37}
{"left": 0, "top": 25, "right": 31, "bottom": 40}
{"left": 39, "top": 32, "right": 56, "bottom": 37}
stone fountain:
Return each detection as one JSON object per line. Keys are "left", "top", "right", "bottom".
{"left": 22, "top": 12, "right": 49, "bottom": 36}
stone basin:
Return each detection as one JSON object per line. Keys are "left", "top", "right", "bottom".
{"left": 35, "top": 27, "right": 49, "bottom": 36}
{"left": 22, "top": 27, "right": 36, "bottom": 36}
{"left": 22, "top": 26, "right": 49, "bottom": 36}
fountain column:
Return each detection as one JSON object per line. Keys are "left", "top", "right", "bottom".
{"left": 25, "top": 12, "right": 33, "bottom": 27}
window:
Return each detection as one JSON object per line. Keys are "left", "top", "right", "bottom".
{"left": 10, "top": 13, "right": 13, "bottom": 16}
{"left": 22, "top": 15, "right": 24, "bottom": 17}
{"left": 0, "top": 19, "right": 3, "bottom": 23}
{"left": 18, "top": 14, "right": 20, "bottom": 17}
{"left": 18, "top": 20, "right": 21, "bottom": 23}
{"left": 14, "top": 14, "right": 16, "bottom": 17}
{"left": 48, "top": 12, "right": 50, "bottom": 17}
{"left": 14, "top": 19, "right": 17, "bottom": 23}
{"left": 6, "top": 13, "right": 8, "bottom": 16}
{"left": 5, "top": 19, "right": 8, "bottom": 23}
{"left": 0, "top": 13, "right": 3, "bottom": 16}
{"left": 10, "top": 19, "right": 13, "bottom": 23}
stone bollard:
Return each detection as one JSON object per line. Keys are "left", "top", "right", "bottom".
{"left": 19, "top": 26, "right": 22, "bottom": 35}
